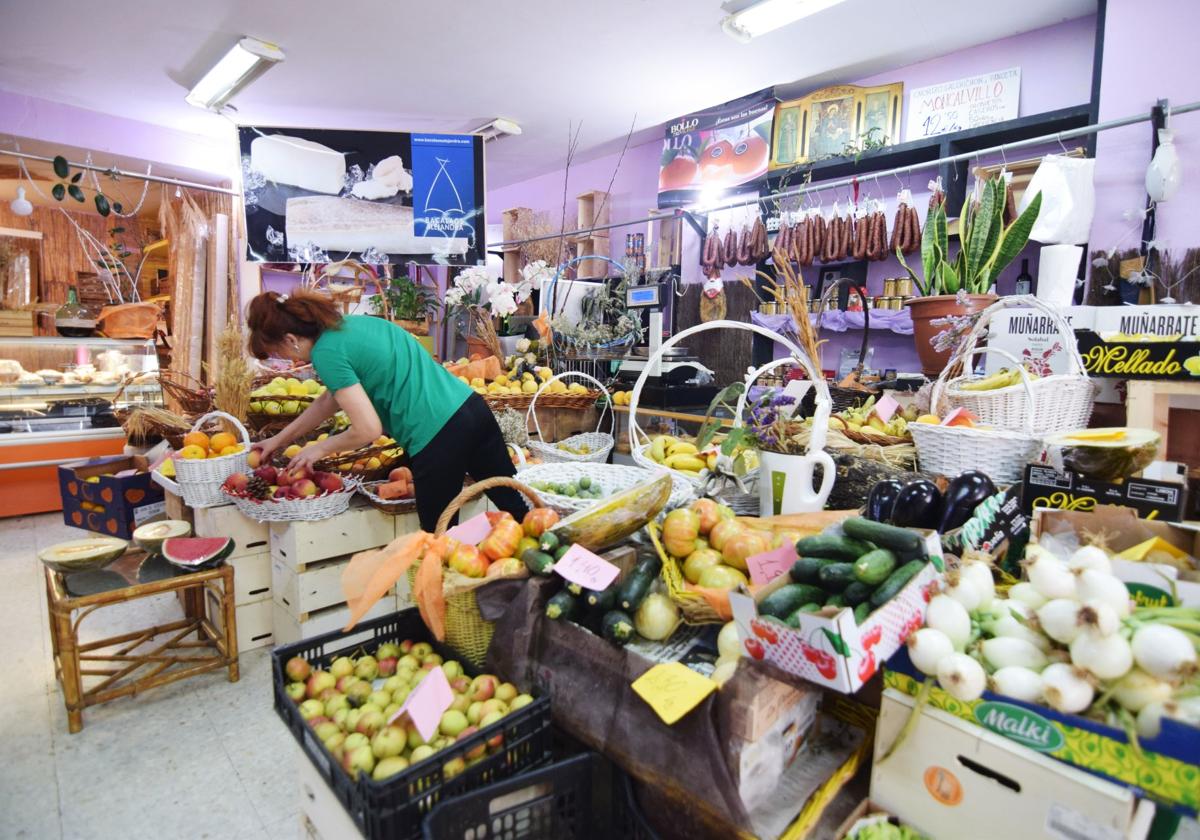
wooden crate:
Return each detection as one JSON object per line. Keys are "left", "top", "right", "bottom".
{"left": 162, "top": 489, "right": 193, "bottom": 526}
{"left": 269, "top": 504, "right": 395, "bottom": 570}
{"left": 0, "top": 310, "right": 34, "bottom": 337}
{"left": 500, "top": 206, "right": 534, "bottom": 243}
{"left": 271, "top": 596, "right": 396, "bottom": 647}
{"left": 229, "top": 551, "right": 272, "bottom": 606}
{"left": 195, "top": 503, "right": 270, "bottom": 558}
{"left": 272, "top": 553, "right": 393, "bottom": 619}
{"left": 235, "top": 597, "right": 275, "bottom": 651}
{"left": 577, "top": 190, "right": 610, "bottom": 231}
{"left": 297, "top": 744, "right": 365, "bottom": 840}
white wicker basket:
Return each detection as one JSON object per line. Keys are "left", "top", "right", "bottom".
{"left": 938, "top": 295, "right": 1094, "bottom": 433}
{"left": 526, "top": 371, "right": 614, "bottom": 464}
{"left": 915, "top": 347, "right": 1044, "bottom": 484}
{"left": 223, "top": 482, "right": 357, "bottom": 522}
{"left": 174, "top": 411, "right": 251, "bottom": 509}
{"left": 518, "top": 462, "right": 695, "bottom": 514}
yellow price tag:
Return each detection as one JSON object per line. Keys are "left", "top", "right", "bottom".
{"left": 631, "top": 662, "right": 716, "bottom": 725}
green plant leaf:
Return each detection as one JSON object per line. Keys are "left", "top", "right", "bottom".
{"left": 695, "top": 382, "right": 744, "bottom": 451}
{"left": 985, "top": 191, "right": 1042, "bottom": 288}
{"left": 940, "top": 261, "right": 961, "bottom": 294}
{"left": 94, "top": 195, "right": 111, "bottom": 217}
{"left": 52, "top": 183, "right": 65, "bottom": 202}
{"left": 52, "top": 156, "right": 69, "bottom": 179}
{"left": 964, "top": 180, "right": 997, "bottom": 287}
{"left": 895, "top": 249, "right": 928, "bottom": 296}
{"left": 921, "top": 204, "right": 940, "bottom": 286}
{"left": 719, "top": 426, "right": 746, "bottom": 456}
{"left": 68, "top": 184, "right": 85, "bottom": 202}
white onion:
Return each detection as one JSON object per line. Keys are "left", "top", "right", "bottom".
{"left": 1009, "top": 582, "right": 1047, "bottom": 610}
{"left": 1041, "top": 663, "right": 1095, "bottom": 713}
{"left": 989, "top": 613, "right": 1052, "bottom": 652}
{"left": 1075, "top": 601, "right": 1119, "bottom": 638}
{"left": 936, "top": 653, "right": 987, "bottom": 702}
{"left": 1037, "top": 599, "right": 1085, "bottom": 645}
{"left": 1131, "top": 624, "right": 1198, "bottom": 683}
{"left": 1070, "top": 631, "right": 1134, "bottom": 681}
{"left": 1025, "top": 545, "right": 1076, "bottom": 600}
{"left": 1074, "top": 569, "right": 1132, "bottom": 618}
{"left": 1111, "top": 668, "right": 1174, "bottom": 713}
{"left": 982, "top": 637, "right": 1049, "bottom": 671}
{"left": 960, "top": 560, "right": 996, "bottom": 610}
{"left": 1137, "top": 701, "right": 1169, "bottom": 739}
{"left": 718, "top": 622, "right": 742, "bottom": 660}
{"left": 926, "top": 595, "right": 972, "bottom": 650}
{"left": 907, "top": 628, "right": 955, "bottom": 676}
{"left": 1068, "top": 545, "right": 1112, "bottom": 574}
{"left": 943, "top": 573, "right": 982, "bottom": 612}
{"left": 1001, "top": 598, "right": 1032, "bottom": 621}
{"left": 990, "top": 666, "right": 1044, "bottom": 703}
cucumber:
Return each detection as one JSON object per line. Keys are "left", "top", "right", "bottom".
{"left": 584, "top": 585, "right": 617, "bottom": 611}
{"left": 841, "top": 517, "right": 923, "bottom": 554}
{"left": 545, "top": 590, "right": 578, "bottom": 620}
{"left": 794, "top": 534, "right": 874, "bottom": 561}
{"left": 617, "top": 557, "right": 661, "bottom": 612}
{"left": 554, "top": 544, "right": 571, "bottom": 561}
{"left": 522, "top": 549, "right": 555, "bottom": 576}
{"left": 852, "top": 548, "right": 898, "bottom": 585}
{"left": 759, "top": 584, "right": 824, "bottom": 619}
{"left": 601, "top": 610, "right": 635, "bottom": 646}
{"left": 789, "top": 556, "right": 834, "bottom": 585}
{"left": 843, "top": 580, "right": 874, "bottom": 607}
{"left": 825, "top": 593, "right": 846, "bottom": 609}
{"left": 785, "top": 602, "right": 823, "bottom": 627}
{"left": 817, "top": 562, "right": 856, "bottom": 592}
{"left": 854, "top": 601, "right": 871, "bottom": 625}
{"left": 539, "top": 532, "right": 561, "bottom": 553}
{"left": 869, "top": 559, "right": 925, "bottom": 608}
{"left": 565, "top": 581, "right": 583, "bottom": 597}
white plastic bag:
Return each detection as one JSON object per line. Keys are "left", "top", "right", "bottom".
{"left": 1019, "top": 154, "right": 1096, "bottom": 244}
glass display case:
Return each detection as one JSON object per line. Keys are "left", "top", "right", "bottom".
{"left": 0, "top": 337, "right": 162, "bottom": 440}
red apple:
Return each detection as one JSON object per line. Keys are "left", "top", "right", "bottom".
{"left": 377, "top": 656, "right": 397, "bottom": 677}
{"left": 222, "top": 472, "right": 249, "bottom": 493}
{"left": 479, "top": 710, "right": 505, "bottom": 750}
{"left": 399, "top": 640, "right": 414, "bottom": 654}
{"left": 306, "top": 671, "right": 336, "bottom": 699}
{"left": 273, "top": 485, "right": 292, "bottom": 500}
{"left": 285, "top": 656, "right": 311, "bottom": 683}
{"left": 448, "top": 543, "right": 484, "bottom": 577}
{"left": 469, "top": 675, "right": 498, "bottom": 703}
{"left": 316, "top": 472, "right": 343, "bottom": 493}
{"left": 293, "top": 479, "right": 318, "bottom": 498}
{"left": 456, "top": 726, "right": 486, "bottom": 760}
{"left": 247, "top": 448, "right": 263, "bottom": 469}
{"left": 253, "top": 464, "right": 278, "bottom": 485}
{"left": 286, "top": 466, "right": 310, "bottom": 484}
{"left": 449, "top": 676, "right": 471, "bottom": 695}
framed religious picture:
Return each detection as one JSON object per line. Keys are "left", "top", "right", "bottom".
{"left": 770, "top": 83, "right": 903, "bottom": 170}
{"left": 857, "top": 83, "right": 904, "bottom": 146}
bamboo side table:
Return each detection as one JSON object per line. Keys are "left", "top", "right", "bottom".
{"left": 44, "top": 550, "right": 239, "bottom": 733}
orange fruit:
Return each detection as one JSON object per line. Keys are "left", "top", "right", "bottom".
{"left": 183, "top": 431, "right": 210, "bottom": 450}
{"left": 209, "top": 432, "right": 236, "bottom": 452}
{"left": 219, "top": 444, "right": 243, "bottom": 456}
{"left": 179, "top": 444, "right": 208, "bottom": 460}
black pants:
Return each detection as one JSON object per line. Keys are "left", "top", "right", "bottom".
{"left": 409, "top": 393, "right": 529, "bottom": 532}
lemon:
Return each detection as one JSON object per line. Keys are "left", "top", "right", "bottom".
{"left": 521, "top": 379, "right": 538, "bottom": 394}
{"left": 470, "top": 377, "right": 485, "bottom": 388}
{"left": 537, "top": 368, "right": 551, "bottom": 381}
{"left": 265, "top": 402, "right": 281, "bottom": 415}
{"left": 282, "top": 400, "right": 300, "bottom": 414}
{"left": 915, "top": 414, "right": 940, "bottom": 424}
{"left": 304, "top": 379, "right": 321, "bottom": 395}
{"left": 159, "top": 460, "right": 176, "bottom": 478}
{"left": 494, "top": 375, "right": 508, "bottom": 385}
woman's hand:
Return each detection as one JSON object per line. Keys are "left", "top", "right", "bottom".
{"left": 254, "top": 434, "right": 289, "bottom": 465}
{"left": 286, "top": 438, "right": 330, "bottom": 474}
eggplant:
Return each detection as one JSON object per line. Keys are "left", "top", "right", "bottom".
{"left": 890, "top": 480, "right": 943, "bottom": 529}
{"left": 865, "top": 479, "right": 905, "bottom": 523}
{"left": 937, "top": 470, "right": 998, "bottom": 533}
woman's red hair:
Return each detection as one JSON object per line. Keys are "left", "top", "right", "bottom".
{"left": 246, "top": 291, "right": 343, "bottom": 359}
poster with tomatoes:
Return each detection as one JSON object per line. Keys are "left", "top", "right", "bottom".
{"left": 657, "top": 89, "right": 776, "bottom": 208}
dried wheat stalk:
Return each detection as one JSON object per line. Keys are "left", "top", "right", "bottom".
{"left": 771, "top": 249, "right": 824, "bottom": 369}
{"left": 212, "top": 317, "right": 253, "bottom": 422}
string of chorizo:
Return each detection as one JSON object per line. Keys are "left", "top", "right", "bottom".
{"left": 724, "top": 227, "right": 738, "bottom": 268}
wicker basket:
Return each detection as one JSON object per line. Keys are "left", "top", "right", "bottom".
{"left": 174, "top": 411, "right": 251, "bottom": 509}
{"left": 937, "top": 295, "right": 1094, "bottom": 434}
{"left": 527, "top": 371, "right": 614, "bottom": 465}
{"left": 159, "top": 369, "right": 213, "bottom": 415}
{"left": 356, "top": 480, "right": 417, "bottom": 515}
{"left": 312, "top": 441, "right": 405, "bottom": 482}
{"left": 224, "top": 481, "right": 358, "bottom": 522}
{"left": 518, "top": 462, "right": 695, "bottom": 515}
{"left": 482, "top": 393, "right": 534, "bottom": 413}
{"left": 914, "top": 347, "right": 1044, "bottom": 484}
{"left": 245, "top": 394, "right": 318, "bottom": 433}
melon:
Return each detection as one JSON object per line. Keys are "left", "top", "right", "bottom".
{"left": 551, "top": 473, "right": 671, "bottom": 551}
{"left": 132, "top": 520, "right": 192, "bottom": 554}
{"left": 39, "top": 537, "right": 128, "bottom": 573}
{"left": 161, "top": 537, "right": 236, "bottom": 569}
{"left": 1044, "top": 427, "right": 1160, "bottom": 482}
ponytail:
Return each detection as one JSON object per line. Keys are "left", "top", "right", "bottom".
{"left": 246, "top": 291, "right": 343, "bottom": 359}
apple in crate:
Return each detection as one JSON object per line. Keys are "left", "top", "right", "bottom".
{"left": 285, "top": 656, "right": 311, "bottom": 683}
{"left": 469, "top": 675, "right": 498, "bottom": 702}
{"left": 285, "top": 683, "right": 306, "bottom": 703}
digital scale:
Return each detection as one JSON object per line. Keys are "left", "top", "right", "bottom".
{"left": 616, "top": 282, "right": 716, "bottom": 406}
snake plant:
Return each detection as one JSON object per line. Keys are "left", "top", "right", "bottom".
{"left": 898, "top": 179, "right": 1042, "bottom": 296}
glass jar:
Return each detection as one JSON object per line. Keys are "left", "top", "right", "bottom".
{"left": 55, "top": 286, "right": 97, "bottom": 337}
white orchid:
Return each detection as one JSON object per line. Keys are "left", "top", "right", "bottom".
{"left": 444, "top": 286, "right": 466, "bottom": 307}
{"left": 520, "top": 260, "right": 554, "bottom": 289}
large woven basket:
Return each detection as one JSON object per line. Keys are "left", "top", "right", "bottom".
{"left": 174, "top": 411, "right": 251, "bottom": 509}
{"left": 914, "top": 347, "right": 1044, "bottom": 484}
{"left": 407, "top": 477, "right": 544, "bottom": 667}
{"left": 526, "top": 371, "right": 614, "bottom": 465}
{"left": 518, "top": 461, "right": 695, "bottom": 515}
{"left": 223, "top": 481, "right": 357, "bottom": 522}
{"left": 938, "top": 295, "right": 1094, "bottom": 434}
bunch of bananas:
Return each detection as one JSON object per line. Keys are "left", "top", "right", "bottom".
{"left": 646, "top": 435, "right": 708, "bottom": 474}
{"left": 823, "top": 395, "right": 918, "bottom": 439}
{"left": 959, "top": 366, "right": 1040, "bottom": 392}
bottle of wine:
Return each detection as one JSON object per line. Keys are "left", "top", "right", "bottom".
{"left": 1014, "top": 258, "right": 1033, "bottom": 296}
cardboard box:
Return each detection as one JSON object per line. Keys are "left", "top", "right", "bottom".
{"left": 58, "top": 455, "right": 165, "bottom": 539}
{"left": 983, "top": 305, "right": 1096, "bottom": 376}
{"left": 730, "top": 533, "right": 943, "bottom": 693}
{"left": 1023, "top": 464, "right": 1187, "bottom": 521}
{"left": 872, "top": 689, "right": 1147, "bottom": 840}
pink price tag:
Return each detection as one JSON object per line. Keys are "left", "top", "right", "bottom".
{"left": 388, "top": 663, "right": 453, "bottom": 741}
{"left": 445, "top": 512, "right": 491, "bottom": 545}
{"left": 553, "top": 544, "right": 620, "bottom": 591}
{"left": 871, "top": 393, "right": 900, "bottom": 424}
{"left": 940, "top": 407, "right": 971, "bottom": 427}
{"left": 746, "top": 543, "right": 797, "bottom": 586}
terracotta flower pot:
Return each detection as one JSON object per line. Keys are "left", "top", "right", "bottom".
{"left": 906, "top": 294, "right": 998, "bottom": 377}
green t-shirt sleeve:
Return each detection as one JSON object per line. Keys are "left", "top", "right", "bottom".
{"left": 311, "top": 336, "right": 359, "bottom": 391}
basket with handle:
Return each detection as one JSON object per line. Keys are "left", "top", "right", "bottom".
{"left": 938, "top": 295, "right": 1094, "bottom": 433}
{"left": 223, "top": 479, "right": 358, "bottom": 522}
{"left": 174, "top": 411, "right": 252, "bottom": 508}
{"left": 912, "top": 347, "right": 1045, "bottom": 484}
{"left": 159, "top": 369, "right": 213, "bottom": 415}
{"left": 406, "top": 476, "right": 545, "bottom": 667}
{"left": 544, "top": 255, "right": 641, "bottom": 359}
{"left": 518, "top": 462, "right": 695, "bottom": 515}
{"left": 526, "top": 370, "right": 614, "bottom": 464}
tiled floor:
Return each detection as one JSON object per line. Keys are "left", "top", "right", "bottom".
{"left": 1, "top": 513, "right": 302, "bottom": 840}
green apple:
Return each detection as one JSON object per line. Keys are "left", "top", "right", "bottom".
{"left": 329, "top": 656, "right": 355, "bottom": 679}
{"left": 509, "top": 694, "right": 534, "bottom": 711}
{"left": 439, "top": 709, "right": 469, "bottom": 737}
{"left": 342, "top": 745, "right": 375, "bottom": 778}
{"left": 409, "top": 744, "right": 435, "bottom": 764}
{"left": 372, "top": 756, "right": 409, "bottom": 781}
{"left": 371, "top": 725, "right": 407, "bottom": 759}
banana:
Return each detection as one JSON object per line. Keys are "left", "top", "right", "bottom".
{"left": 650, "top": 436, "right": 669, "bottom": 463}
{"left": 868, "top": 415, "right": 889, "bottom": 433}
{"left": 961, "top": 367, "right": 1021, "bottom": 391}
{"left": 667, "top": 442, "right": 698, "bottom": 457}
{"left": 665, "top": 454, "right": 707, "bottom": 472}
{"left": 706, "top": 451, "right": 718, "bottom": 470}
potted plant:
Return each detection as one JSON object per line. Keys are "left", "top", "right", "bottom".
{"left": 897, "top": 179, "right": 1042, "bottom": 375}
{"left": 370, "top": 276, "right": 438, "bottom": 354}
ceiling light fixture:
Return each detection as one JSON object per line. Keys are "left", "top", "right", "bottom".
{"left": 471, "top": 118, "right": 523, "bottom": 142}
{"left": 185, "top": 37, "right": 285, "bottom": 112}
{"left": 721, "top": 0, "right": 847, "bottom": 43}
{"left": 10, "top": 187, "right": 33, "bottom": 217}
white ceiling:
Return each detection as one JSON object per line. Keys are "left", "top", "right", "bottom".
{"left": 0, "top": 0, "right": 1095, "bottom": 188}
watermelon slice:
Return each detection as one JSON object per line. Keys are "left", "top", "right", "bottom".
{"left": 162, "top": 537, "right": 236, "bottom": 569}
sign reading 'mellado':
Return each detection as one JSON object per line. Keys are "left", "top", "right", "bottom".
{"left": 1075, "top": 331, "right": 1200, "bottom": 380}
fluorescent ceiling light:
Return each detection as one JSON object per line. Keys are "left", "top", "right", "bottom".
{"left": 471, "top": 118, "right": 523, "bottom": 142}
{"left": 722, "top": 0, "right": 847, "bottom": 42}
{"left": 186, "top": 37, "right": 285, "bottom": 111}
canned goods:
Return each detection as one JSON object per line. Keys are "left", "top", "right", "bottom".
{"left": 883, "top": 278, "right": 897, "bottom": 297}
{"left": 871, "top": 296, "right": 887, "bottom": 310}
{"left": 894, "top": 278, "right": 913, "bottom": 296}
{"left": 888, "top": 297, "right": 903, "bottom": 310}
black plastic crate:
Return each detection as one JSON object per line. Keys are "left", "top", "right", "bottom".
{"left": 272, "top": 609, "right": 553, "bottom": 840}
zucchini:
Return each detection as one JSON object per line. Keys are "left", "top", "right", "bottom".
{"left": 601, "top": 610, "right": 635, "bottom": 646}
{"left": 785, "top": 602, "right": 822, "bottom": 627}
{"left": 825, "top": 593, "right": 846, "bottom": 609}
{"left": 869, "top": 559, "right": 925, "bottom": 608}
{"left": 522, "top": 549, "right": 555, "bottom": 576}
{"left": 584, "top": 585, "right": 617, "bottom": 611}
{"left": 539, "top": 532, "right": 561, "bottom": 554}
{"left": 794, "top": 534, "right": 874, "bottom": 561}
{"left": 545, "top": 590, "right": 578, "bottom": 621}
{"left": 841, "top": 517, "right": 923, "bottom": 554}
{"left": 617, "top": 557, "right": 661, "bottom": 612}
{"left": 842, "top": 580, "right": 874, "bottom": 607}
{"left": 817, "top": 562, "right": 856, "bottom": 592}
{"left": 759, "top": 584, "right": 824, "bottom": 619}
{"left": 789, "top": 556, "right": 834, "bottom": 585}
{"left": 852, "top": 548, "right": 898, "bottom": 585}
{"left": 554, "top": 544, "right": 571, "bottom": 561}
{"left": 853, "top": 601, "right": 871, "bottom": 626}
{"left": 565, "top": 581, "right": 583, "bottom": 597}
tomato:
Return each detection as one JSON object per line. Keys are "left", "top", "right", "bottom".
{"left": 743, "top": 638, "right": 765, "bottom": 660}
{"left": 480, "top": 518, "right": 523, "bottom": 561}
{"left": 662, "top": 508, "right": 701, "bottom": 559}
{"left": 721, "top": 531, "right": 769, "bottom": 572}
{"left": 690, "top": 498, "right": 721, "bottom": 536}
{"left": 709, "top": 518, "right": 744, "bottom": 553}
{"left": 521, "top": 507, "right": 559, "bottom": 538}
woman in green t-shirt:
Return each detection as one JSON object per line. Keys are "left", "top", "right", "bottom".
{"left": 246, "top": 290, "right": 528, "bottom": 530}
